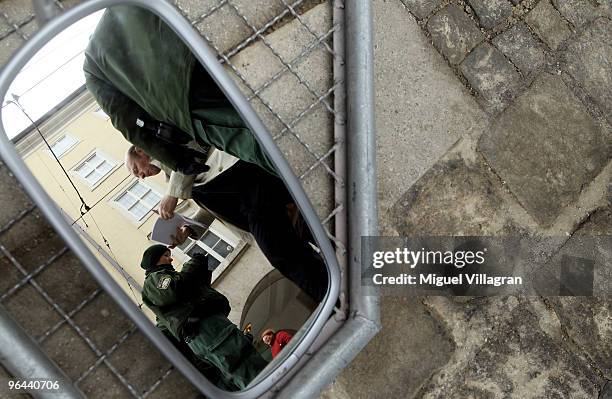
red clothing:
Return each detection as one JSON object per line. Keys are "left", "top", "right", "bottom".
{"left": 270, "top": 331, "right": 293, "bottom": 358}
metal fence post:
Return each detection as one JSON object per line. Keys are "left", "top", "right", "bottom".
{"left": 0, "top": 306, "right": 86, "bottom": 399}
{"left": 277, "top": 0, "right": 380, "bottom": 396}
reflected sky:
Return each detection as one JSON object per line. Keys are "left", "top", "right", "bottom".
{"left": 2, "top": 11, "right": 103, "bottom": 139}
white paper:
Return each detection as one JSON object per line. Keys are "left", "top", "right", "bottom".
{"left": 150, "top": 213, "right": 208, "bottom": 245}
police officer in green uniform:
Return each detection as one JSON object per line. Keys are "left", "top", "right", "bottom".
{"left": 156, "top": 322, "right": 240, "bottom": 391}
{"left": 83, "top": 5, "right": 277, "bottom": 177}
{"left": 140, "top": 245, "right": 268, "bottom": 390}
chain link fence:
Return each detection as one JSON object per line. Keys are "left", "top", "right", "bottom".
{"left": 175, "top": 0, "right": 346, "bottom": 248}
{"left": 0, "top": 0, "right": 346, "bottom": 396}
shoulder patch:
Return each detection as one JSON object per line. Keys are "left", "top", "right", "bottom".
{"left": 157, "top": 275, "right": 172, "bottom": 290}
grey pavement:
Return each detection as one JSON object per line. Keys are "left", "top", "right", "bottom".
{"left": 374, "top": 0, "right": 488, "bottom": 235}
{"left": 0, "top": 0, "right": 610, "bottom": 398}
{"left": 325, "top": 0, "right": 611, "bottom": 398}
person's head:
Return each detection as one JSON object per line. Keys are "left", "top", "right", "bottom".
{"left": 125, "top": 146, "right": 161, "bottom": 179}
{"left": 261, "top": 329, "right": 275, "bottom": 346}
{"left": 157, "top": 249, "right": 173, "bottom": 266}
{"left": 140, "top": 244, "right": 172, "bottom": 271}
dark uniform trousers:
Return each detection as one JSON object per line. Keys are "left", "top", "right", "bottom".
{"left": 185, "top": 316, "right": 268, "bottom": 390}
{"left": 191, "top": 161, "right": 329, "bottom": 302}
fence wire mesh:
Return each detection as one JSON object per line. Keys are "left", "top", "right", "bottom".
{"left": 0, "top": 0, "right": 346, "bottom": 397}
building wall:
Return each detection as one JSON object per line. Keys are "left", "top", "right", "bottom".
{"left": 20, "top": 91, "right": 273, "bottom": 324}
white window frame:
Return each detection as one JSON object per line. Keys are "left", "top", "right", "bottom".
{"left": 71, "top": 149, "right": 118, "bottom": 190}
{"left": 47, "top": 134, "right": 78, "bottom": 158}
{"left": 175, "top": 223, "right": 241, "bottom": 274}
{"left": 112, "top": 179, "right": 163, "bottom": 224}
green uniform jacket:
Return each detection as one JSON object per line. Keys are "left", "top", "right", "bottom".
{"left": 142, "top": 255, "right": 266, "bottom": 389}
{"left": 141, "top": 255, "right": 231, "bottom": 341}
{"left": 83, "top": 6, "right": 277, "bottom": 176}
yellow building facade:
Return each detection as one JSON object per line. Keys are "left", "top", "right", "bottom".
{"left": 15, "top": 89, "right": 316, "bottom": 336}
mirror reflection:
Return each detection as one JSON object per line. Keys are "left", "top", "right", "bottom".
{"left": 3, "top": 5, "right": 331, "bottom": 391}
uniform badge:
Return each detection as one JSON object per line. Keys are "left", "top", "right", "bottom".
{"left": 157, "top": 276, "right": 172, "bottom": 290}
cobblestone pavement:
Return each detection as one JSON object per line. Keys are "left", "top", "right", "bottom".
{"left": 323, "top": 0, "right": 611, "bottom": 398}
{"left": 0, "top": 0, "right": 610, "bottom": 398}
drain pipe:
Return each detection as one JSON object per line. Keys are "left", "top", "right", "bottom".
{"left": 277, "top": 0, "right": 380, "bottom": 396}
{"left": 0, "top": 306, "right": 86, "bottom": 399}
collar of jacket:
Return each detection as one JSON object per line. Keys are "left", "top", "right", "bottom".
{"left": 144, "top": 264, "right": 175, "bottom": 276}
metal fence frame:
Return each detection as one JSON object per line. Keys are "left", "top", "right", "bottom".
{"left": 0, "top": 0, "right": 379, "bottom": 397}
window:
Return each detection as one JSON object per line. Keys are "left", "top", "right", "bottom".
{"left": 115, "top": 180, "right": 162, "bottom": 221}
{"left": 180, "top": 229, "right": 235, "bottom": 270}
{"left": 73, "top": 151, "right": 115, "bottom": 186}
{"left": 49, "top": 135, "right": 77, "bottom": 157}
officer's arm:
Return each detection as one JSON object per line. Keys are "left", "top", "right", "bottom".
{"left": 167, "top": 171, "right": 195, "bottom": 199}
{"left": 179, "top": 254, "right": 213, "bottom": 286}
{"left": 84, "top": 71, "right": 185, "bottom": 171}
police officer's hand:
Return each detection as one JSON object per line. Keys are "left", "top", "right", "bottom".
{"left": 169, "top": 225, "right": 191, "bottom": 248}
{"left": 158, "top": 195, "right": 178, "bottom": 219}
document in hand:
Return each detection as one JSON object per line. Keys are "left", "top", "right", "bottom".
{"left": 150, "top": 213, "right": 208, "bottom": 245}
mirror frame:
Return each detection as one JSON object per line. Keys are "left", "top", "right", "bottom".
{"left": 0, "top": 0, "right": 341, "bottom": 397}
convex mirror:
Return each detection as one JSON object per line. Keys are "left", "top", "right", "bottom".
{"left": 0, "top": 2, "right": 340, "bottom": 397}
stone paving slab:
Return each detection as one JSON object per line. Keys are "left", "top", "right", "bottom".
{"left": 427, "top": 4, "right": 484, "bottom": 65}
{"left": 578, "top": 204, "right": 612, "bottom": 235}
{"left": 0, "top": 255, "right": 23, "bottom": 295}
{"left": 0, "top": 210, "right": 64, "bottom": 273}
{"left": 228, "top": 2, "right": 334, "bottom": 220}
{"left": 145, "top": 369, "right": 203, "bottom": 399}
{"left": 0, "top": 16, "right": 13, "bottom": 38}
{"left": 193, "top": 1, "right": 291, "bottom": 55}
{"left": 552, "top": 0, "right": 612, "bottom": 28}
{"left": 34, "top": 252, "right": 99, "bottom": 312}
{"left": 0, "top": 365, "right": 32, "bottom": 399}
{"left": 0, "top": 0, "right": 35, "bottom": 26}
{"left": 401, "top": 0, "right": 444, "bottom": 19}
{"left": 562, "top": 17, "right": 612, "bottom": 126}
{"left": 467, "top": 0, "right": 513, "bottom": 29}
{"left": 391, "top": 138, "right": 518, "bottom": 236}
{"left": 525, "top": 0, "right": 572, "bottom": 50}
{"left": 479, "top": 73, "right": 611, "bottom": 227}
{"left": 195, "top": 3, "right": 252, "bottom": 54}
{"left": 266, "top": 1, "right": 332, "bottom": 63}
{"left": 175, "top": 0, "right": 223, "bottom": 21}
{"left": 419, "top": 298, "right": 606, "bottom": 398}
{"left": 492, "top": 21, "right": 547, "bottom": 77}
{"left": 374, "top": 0, "right": 488, "bottom": 234}
{"left": 460, "top": 43, "right": 522, "bottom": 113}
{"left": 2, "top": 285, "right": 62, "bottom": 340}
{"left": 232, "top": 0, "right": 287, "bottom": 28}
{"left": 534, "top": 203, "right": 612, "bottom": 295}
{"left": 301, "top": 162, "right": 334, "bottom": 221}
{"left": 323, "top": 297, "right": 454, "bottom": 399}
{"left": 40, "top": 324, "right": 98, "bottom": 380}
{"left": 0, "top": 168, "right": 33, "bottom": 229}
{"left": 78, "top": 364, "right": 134, "bottom": 399}
{"left": 531, "top": 232, "right": 612, "bottom": 296}
{"left": 603, "top": 382, "right": 612, "bottom": 399}
{"left": 10, "top": 233, "right": 66, "bottom": 274}
{"left": 72, "top": 292, "right": 134, "bottom": 353}
{"left": 418, "top": 297, "right": 521, "bottom": 394}
{"left": 107, "top": 331, "right": 171, "bottom": 395}
{"left": 547, "top": 297, "right": 612, "bottom": 379}
{"left": 0, "top": 32, "right": 23, "bottom": 68}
